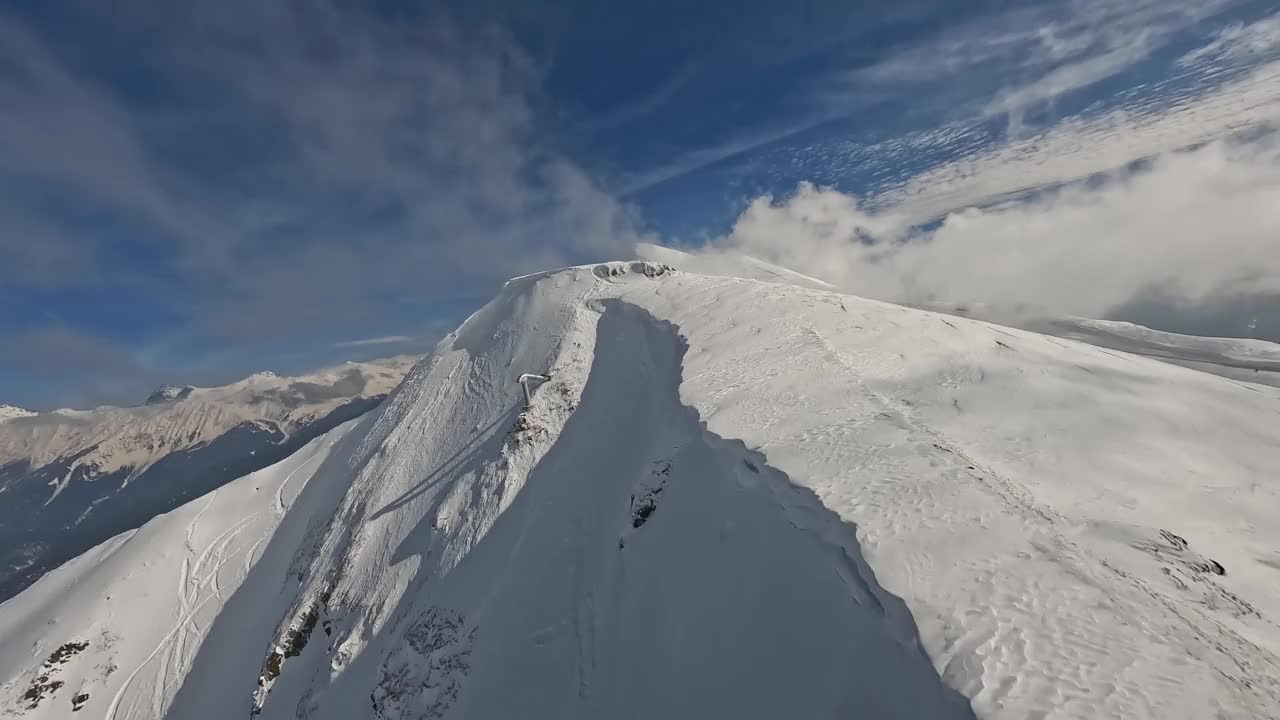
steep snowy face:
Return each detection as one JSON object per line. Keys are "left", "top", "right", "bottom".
{"left": 0, "top": 358, "right": 414, "bottom": 603}
{"left": 3, "top": 263, "right": 1280, "bottom": 720}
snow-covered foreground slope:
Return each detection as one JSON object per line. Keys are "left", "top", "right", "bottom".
{"left": 0, "top": 421, "right": 360, "bottom": 718}
{"left": 3, "top": 263, "right": 1280, "bottom": 719}
{"left": 0, "top": 359, "right": 412, "bottom": 603}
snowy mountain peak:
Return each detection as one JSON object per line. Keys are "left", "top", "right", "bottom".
{"left": 144, "top": 384, "right": 194, "bottom": 405}
{"left": 0, "top": 405, "right": 35, "bottom": 424}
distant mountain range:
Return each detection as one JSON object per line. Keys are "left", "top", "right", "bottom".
{"left": 0, "top": 358, "right": 414, "bottom": 603}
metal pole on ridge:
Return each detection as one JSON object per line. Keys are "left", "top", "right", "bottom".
{"left": 517, "top": 373, "right": 552, "bottom": 409}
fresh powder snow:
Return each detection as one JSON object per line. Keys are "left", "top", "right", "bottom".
{"left": 2, "top": 260, "right": 1279, "bottom": 719}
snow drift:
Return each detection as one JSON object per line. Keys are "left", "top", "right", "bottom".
{"left": 2, "top": 262, "right": 1279, "bottom": 720}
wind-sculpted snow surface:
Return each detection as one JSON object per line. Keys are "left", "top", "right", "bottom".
{"left": 2, "top": 261, "right": 1279, "bottom": 719}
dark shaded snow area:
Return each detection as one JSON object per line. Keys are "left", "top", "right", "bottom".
{"left": 404, "top": 302, "right": 972, "bottom": 718}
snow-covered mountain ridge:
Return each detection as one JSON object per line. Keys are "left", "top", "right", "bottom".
{"left": 2, "top": 262, "right": 1279, "bottom": 719}
{"left": 0, "top": 405, "right": 36, "bottom": 424}
{"left": 0, "top": 359, "right": 414, "bottom": 476}
{"left": 640, "top": 244, "right": 1280, "bottom": 388}
{"left": 0, "top": 358, "right": 414, "bottom": 603}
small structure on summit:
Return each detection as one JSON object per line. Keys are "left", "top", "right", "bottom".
{"left": 517, "top": 373, "right": 552, "bottom": 409}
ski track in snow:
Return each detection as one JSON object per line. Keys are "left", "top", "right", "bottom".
{"left": 0, "top": 424, "right": 353, "bottom": 720}
{"left": 107, "top": 509, "right": 267, "bottom": 720}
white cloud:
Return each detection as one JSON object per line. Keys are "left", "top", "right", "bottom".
{"left": 626, "top": 0, "right": 1255, "bottom": 197}
{"left": 0, "top": 2, "right": 650, "bottom": 407}
{"left": 332, "top": 336, "right": 414, "bottom": 348}
{"left": 0, "top": 3, "right": 644, "bottom": 340}
{"left": 980, "top": 0, "right": 1239, "bottom": 124}
{"left": 617, "top": 116, "right": 836, "bottom": 195}
{"left": 868, "top": 58, "right": 1280, "bottom": 223}
{"left": 1180, "top": 12, "right": 1280, "bottom": 67}
{"left": 847, "top": 0, "right": 1234, "bottom": 104}
{"left": 706, "top": 134, "right": 1280, "bottom": 320}
{"left": 986, "top": 39, "right": 1154, "bottom": 130}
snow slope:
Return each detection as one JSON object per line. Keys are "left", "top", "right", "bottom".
{"left": 0, "top": 359, "right": 413, "bottom": 603}
{"left": 646, "top": 242, "right": 1280, "bottom": 389}
{"left": 0, "top": 420, "right": 360, "bottom": 719}
{"left": 3, "top": 263, "right": 1280, "bottom": 719}
{"left": 636, "top": 241, "right": 835, "bottom": 290}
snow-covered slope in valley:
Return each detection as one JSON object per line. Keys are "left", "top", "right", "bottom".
{"left": 3, "top": 263, "right": 1280, "bottom": 719}
{"left": 1026, "top": 317, "right": 1280, "bottom": 388}
{"left": 0, "top": 359, "right": 413, "bottom": 602}
{"left": 1064, "top": 318, "right": 1280, "bottom": 363}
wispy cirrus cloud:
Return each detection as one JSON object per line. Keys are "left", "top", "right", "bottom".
{"left": 613, "top": 0, "right": 1258, "bottom": 199}
{"left": 1180, "top": 12, "right": 1280, "bottom": 67}
{"left": 668, "top": 4, "right": 1280, "bottom": 342}
{"left": 870, "top": 42, "right": 1280, "bottom": 221}
{"left": 332, "top": 336, "right": 415, "bottom": 349}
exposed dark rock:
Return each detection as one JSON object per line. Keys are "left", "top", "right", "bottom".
{"left": 1192, "top": 559, "right": 1227, "bottom": 576}
{"left": 145, "top": 385, "right": 194, "bottom": 405}
{"left": 17, "top": 643, "right": 88, "bottom": 711}
{"left": 372, "top": 607, "right": 475, "bottom": 719}
{"left": 631, "top": 493, "right": 659, "bottom": 528}
{"left": 1159, "top": 529, "right": 1189, "bottom": 551}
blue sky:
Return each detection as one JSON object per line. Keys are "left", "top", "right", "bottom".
{"left": 2, "top": 0, "right": 1279, "bottom": 409}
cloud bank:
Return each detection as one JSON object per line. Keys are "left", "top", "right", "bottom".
{"left": 681, "top": 6, "right": 1280, "bottom": 334}
{"left": 710, "top": 134, "right": 1280, "bottom": 322}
